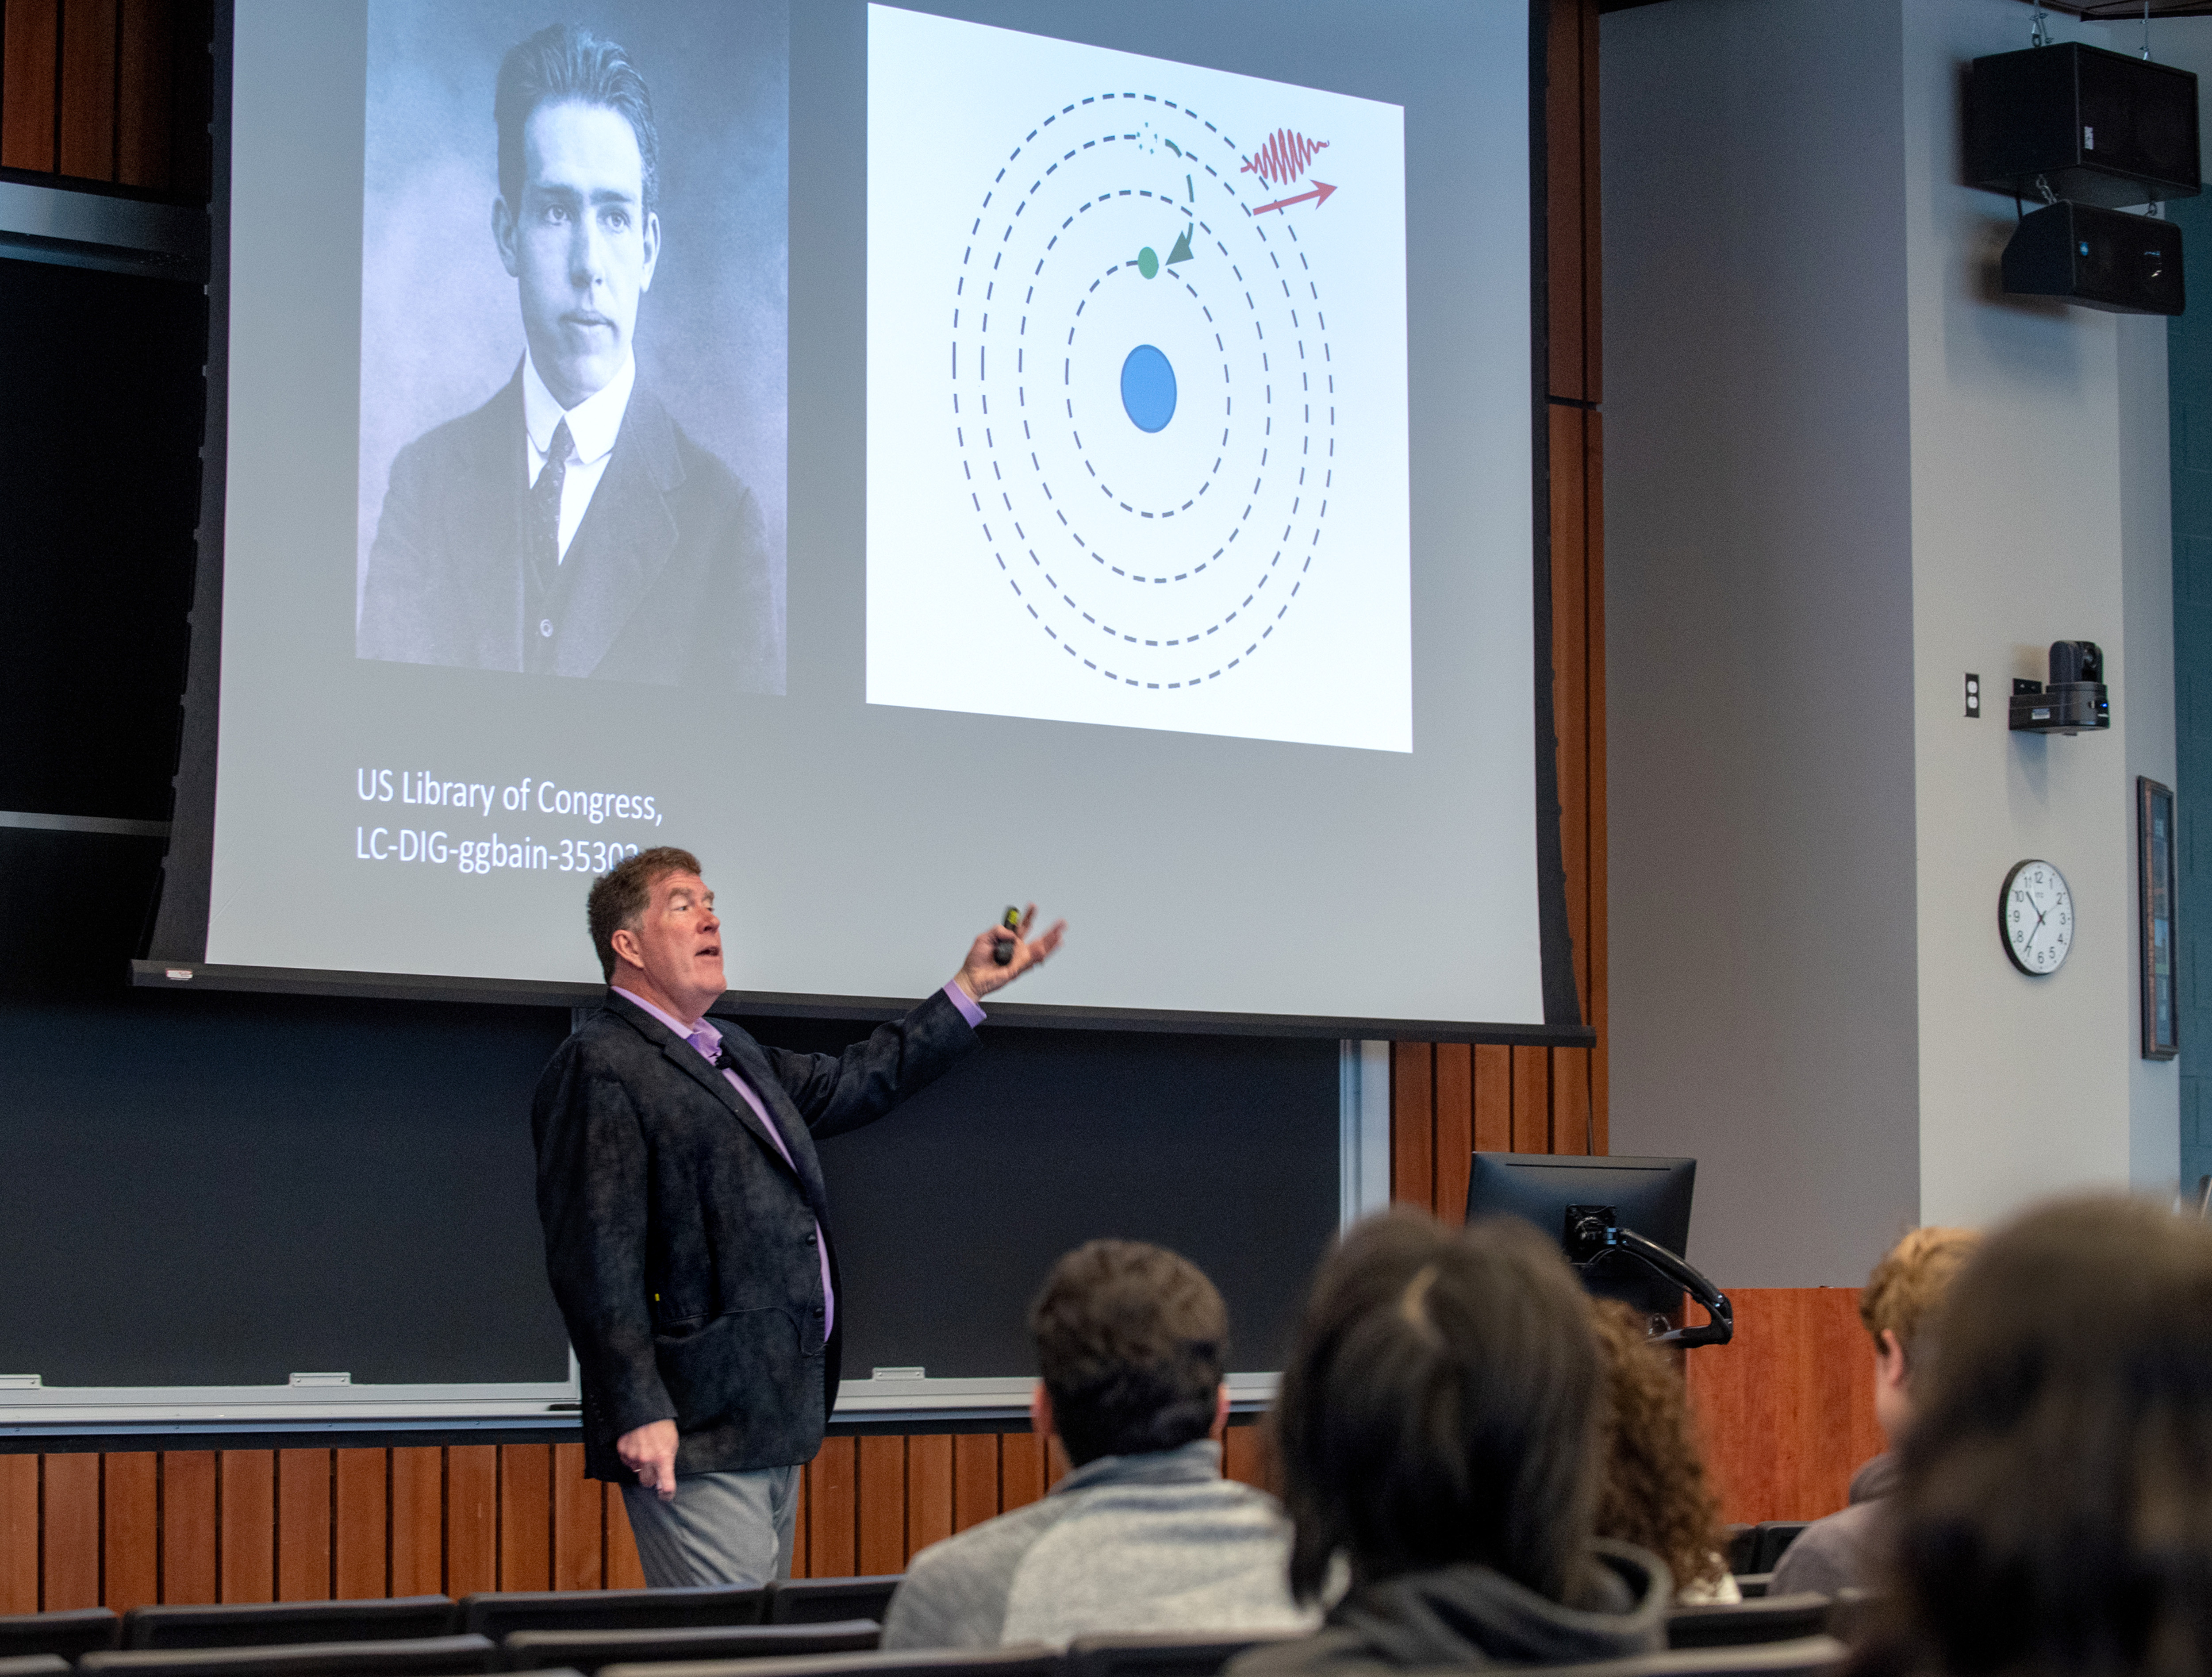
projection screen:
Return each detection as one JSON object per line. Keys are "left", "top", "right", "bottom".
{"left": 147, "top": 0, "right": 1581, "bottom": 1041}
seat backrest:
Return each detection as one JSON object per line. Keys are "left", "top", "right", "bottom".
{"left": 1750, "top": 1523, "right": 1811, "bottom": 1576}
{"left": 1668, "top": 1595, "right": 1834, "bottom": 1651}
{"left": 0, "top": 1656, "right": 73, "bottom": 1677}
{"left": 124, "top": 1600, "right": 460, "bottom": 1650}
{"left": 460, "top": 1590, "right": 764, "bottom": 1641}
{"left": 597, "top": 1642, "right": 1059, "bottom": 1677}
{"left": 0, "top": 1609, "right": 122, "bottom": 1660}
{"left": 1540, "top": 1634, "right": 1848, "bottom": 1677}
{"left": 79, "top": 1632, "right": 498, "bottom": 1677}
{"left": 1723, "top": 1527, "right": 1758, "bottom": 1578}
{"left": 1731, "top": 1576, "right": 1772, "bottom": 1601}
{"left": 504, "top": 1620, "right": 880, "bottom": 1673}
{"left": 760, "top": 1582, "right": 902, "bottom": 1628}
{"left": 1062, "top": 1631, "right": 1305, "bottom": 1677}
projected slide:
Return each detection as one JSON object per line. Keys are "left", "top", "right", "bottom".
{"left": 353, "top": 0, "right": 789, "bottom": 692}
{"left": 867, "top": 6, "right": 1411, "bottom": 753}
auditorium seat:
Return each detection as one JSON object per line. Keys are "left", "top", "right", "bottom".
{"left": 79, "top": 1632, "right": 499, "bottom": 1677}
{"left": 1063, "top": 1630, "right": 1305, "bottom": 1677}
{"left": 598, "top": 1643, "right": 1059, "bottom": 1677}
{"left": 1745, "top": 1523, "right": 1810, "bottom": 1576}
{"left": 461, "top": 1592, "right": 764, "bottom": 1641}
{"left": 0, "top": 1609, "right": 121, "bottom": 1660}
{"left": 1731, "top": 1576, "right": 1772, "bottom": 1600}
{"left": 1724, "top": 1527, "right": 1757, "bottom": 1577}
{"left": 1667, "top": 1598, "right": 1835, "bottom": 1651}
{"left": 0, "top": 1657, "right": 73, "bottom": 1677}
{"left": 125, "top": 1600, "right": 461, "bottom": 1650}
{"left": 503, "top": 1621, "right": 880, "bottom": 1672}
{"left": 1538, "top": 1635, "right": 1847, "bottom": 1677}
{"left": 760, "top": 1583, "right": 902, "bottom": 1627}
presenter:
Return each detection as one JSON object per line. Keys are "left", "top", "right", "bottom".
{"left": 532, "top": 846, "right": 1065, "bottom": 1586}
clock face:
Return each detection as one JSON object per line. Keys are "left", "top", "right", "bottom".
{"left": 2001, "top": 859, "right": 2074, "bottom": 976}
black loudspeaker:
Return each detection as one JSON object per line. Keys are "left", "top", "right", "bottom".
{"left": 2001, "top": 200, "right": 2184, "bottom": 315}
{"left": 1968, "top": 42, "right": 2202, "bottom": 207}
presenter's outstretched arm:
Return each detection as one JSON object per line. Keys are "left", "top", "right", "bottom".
{"left": 952, "top": 904, "right": 1067, "bottom": 1002}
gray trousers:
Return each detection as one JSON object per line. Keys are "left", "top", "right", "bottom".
{"left": 621, "top": 1465, "right": 801, "bottom": 1589}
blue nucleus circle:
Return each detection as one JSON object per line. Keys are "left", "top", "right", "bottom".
{"left": 1120, "top": 344, "right": 1177, "bottom": 434}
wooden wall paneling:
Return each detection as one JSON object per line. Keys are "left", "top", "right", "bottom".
{"left": 605, "top": 1486, "right": 645, "bottom": 1589}
{"left": 1509, "top": 1047, "right": 1551, "bottom": 1153}
{"left": 275, "top": 1450, "right": 330, "bottom": 1601}
{"left": 115, "top": 0, "right": 170, "bottom": 186}
{"left": 498, "top": 1444, "right": 551, "bottom": 1592}
{"left": 388, "top": 1448, "right": 441, "bottom": 1597}
{"left": 1390, "top": 1042, "right": 1433, "bottom": 1205}
{"left": 950, "top": 1434, "right": 997, "bottom": 1535}
{"left": 444, "top": 1447, "right": 496, "bottom": 1597}
{"left": 806, "top": 1436, "right": 856, "bottom": 1577}
{"left": 905, "top": 1435, "right": 952, "bottom": 1561}
{"left": 2, "top": 0, "right": 61, "bottom": 171}
{"left": 855, "top": 1436, "right": 906, "bottom": 1577}
{"left": 1686, "top": 1289, "right": 1884, "bottom": 1525}
{"left": 549, "top": 1446, "right": 601, "bottom": 1592}
{"left": 1551, "top": 1050, "right": 1591, "bottom": 1156}
{"left": 57, "top": 0, "right": 118, "bottom": 179}
{"left": 1222, "top": 1424, "right": 1267, "bottom": 1491}
{"left": 103, "top": 1453, "right": 159, "bottom": 1611}
{"left": 1473, "top": 1046, "right": 1513, "bottom": 1157}
{"left": 0, "top": 1455, "right": 37, "bottom": 1612}
{"left": 333, "top": 1449, "right": 386, "bottom": 1601}
{"left": 43, "top": 1455, "right": 98, "bottom": 1610}
{"left": 998, "top": 1434, "right": 1044, "bottom": 1514}
{"left": 218, "top": 1452, "right": 273, "bottom": 1604}
{"left": 1433, "top": 1045, "right": 1474, "bottom": 1222}
{"left": 161, "top": 1453, "right": 217, "bottom": 1605}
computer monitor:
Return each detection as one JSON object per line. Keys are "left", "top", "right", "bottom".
{"left": 1465, "top": 1152, "right": 1697, "bottom": 1317}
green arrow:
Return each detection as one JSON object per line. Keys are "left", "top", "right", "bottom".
{"left": 1165, "top": 224, "right": 1194, "bottom": 267}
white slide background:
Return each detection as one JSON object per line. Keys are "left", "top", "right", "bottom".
{"left": 867, "top": 5, "right": 1411, "bottom": 752}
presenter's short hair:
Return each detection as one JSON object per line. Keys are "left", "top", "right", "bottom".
{"left": 1030, "top": 1240, "right": 1227, "bottom": 1468}
{"left": 1271, "top": 1209, "right": 1602, "bottom": 1604}
{"left": 1859, "top": 1225, "right": 1979, "bottom": 1367}
{"left": 588, "top": 846, "right": 702, "bottom": 980}
{"left": 495, "top": 23, "right": 661, "bottom": 214}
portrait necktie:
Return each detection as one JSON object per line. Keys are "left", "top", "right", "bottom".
{"left": 531, "top": 417, "right": 573, "bottom": 584}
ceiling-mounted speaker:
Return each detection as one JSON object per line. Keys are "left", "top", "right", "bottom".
{"left": 2001, "top": 200, "right": 2184, "bottom": 315}
{"left": 1968, "top": 42, "right": 2202, "bottom": 207}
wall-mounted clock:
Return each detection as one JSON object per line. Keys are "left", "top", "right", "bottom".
{"left": 2001, "top": 859, "right": 2074, "bottom": 975}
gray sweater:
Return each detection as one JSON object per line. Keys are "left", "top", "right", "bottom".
{"left": 881, "top": 1439, "right": 1318, "bottom": 1650}
{"left": 1767, "top": 1453, "right": 1897, "bottom": 1597}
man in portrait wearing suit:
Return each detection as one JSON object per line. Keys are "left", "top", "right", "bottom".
{"left": 357, "top": 23, "right": 777, "bottom": 688}
{"left": 533, "top": 846, "right": 1066, "bottom": 1586}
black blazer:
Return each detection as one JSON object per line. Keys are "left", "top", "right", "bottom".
{"left": 357, "top": 370, "right": 780, "bottom": 689}
{"left": 532, "top": 988, "right": 979, "bottom": 1480}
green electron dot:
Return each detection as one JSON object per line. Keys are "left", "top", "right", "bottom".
{"left": 1137, "top": 247, "right": 1159, "bottom": 280}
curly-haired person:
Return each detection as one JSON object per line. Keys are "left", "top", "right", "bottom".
{"left": 1588, "top": 1299, "right": 1737, "bottom": 1604}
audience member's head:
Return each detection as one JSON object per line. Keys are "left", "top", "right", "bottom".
{"left": 1863, "top": 1197, "right": 2212, "bottom": 1677}
{"left": 1859, "top": 1225, "right": 1979, "bottom": 1444}
{"left": 1029, "top": 1239, "right": 1229, "bottom": 1467}
{"left": 1270, "top": 1209, "right": 1603, "bottom": 1604}
{"left": 1588, "top": 1298, "right": 1729, "bottom": 1598}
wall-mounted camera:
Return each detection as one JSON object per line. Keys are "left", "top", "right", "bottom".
{"left": 2010, "top": 640, "right": 2111, "bottom": 735}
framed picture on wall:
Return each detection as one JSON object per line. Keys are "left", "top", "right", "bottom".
{"left": 2140, "top": 776, "right": 2180, "bottom": 1061}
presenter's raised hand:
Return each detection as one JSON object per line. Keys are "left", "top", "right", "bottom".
{"left": 954, "top": 904, "right": 1066, "bottom": 1002}
{"left": 617, "top": 1418, "right": 679, "bottom": 1501}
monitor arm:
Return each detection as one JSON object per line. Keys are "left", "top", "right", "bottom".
{"left": 1564, "top": 1205, "right": 1734, "bottom": 1349}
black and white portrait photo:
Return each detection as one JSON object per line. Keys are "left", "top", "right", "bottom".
{"left": 354, "top": 0, "right": 788, "bottom": 690}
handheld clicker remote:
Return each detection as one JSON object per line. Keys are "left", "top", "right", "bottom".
{"left": 991, "top": 905, "right": 1022, "bottom": 965}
